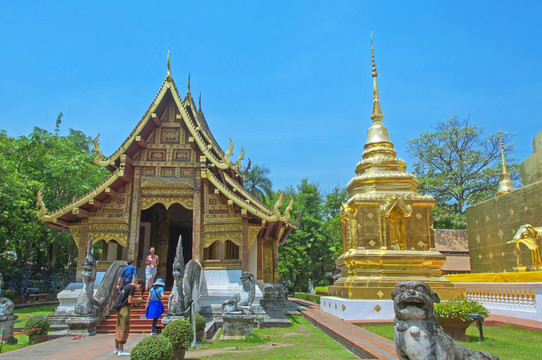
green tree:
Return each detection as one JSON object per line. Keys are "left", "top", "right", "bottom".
{"left": 277, "top": 179, "right": 344, "bottom": 291}
{"left": 0, "top": 124, "right": 108, "bottom": 269}
{"left": 244, "top": 165, "right": 273, "bottom": 202}
{"left": 406, "top": 117, "right": 520, "bottom": 229}
{"left": 321, "top": 186, "right": 348, "bottom": 261}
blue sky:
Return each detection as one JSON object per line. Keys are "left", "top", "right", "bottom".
{"left": 1, "top": 1, "right": 541, "bottom": 193}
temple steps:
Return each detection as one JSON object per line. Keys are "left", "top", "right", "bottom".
{"left": 96, "top": 290, "right": 171, "bottom": 334}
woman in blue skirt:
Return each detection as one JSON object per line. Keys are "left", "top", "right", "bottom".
{"left": 145, "top": 278, "right": 165, "bottom": 335}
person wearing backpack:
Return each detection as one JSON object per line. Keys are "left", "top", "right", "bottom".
{"left": 114, "top": 279, "right": 145, "bottom": 356}
{"left": 145, "top": 278, "right": 165, "bottom": 335}
{"left": 116, "top": 259, "right": 137, "bottom": 289}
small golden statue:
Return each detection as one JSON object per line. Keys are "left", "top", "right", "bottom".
{"left": 507, "top": 224, "right": 542, "bottom": 271}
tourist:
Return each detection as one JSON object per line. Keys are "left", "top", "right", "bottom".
{"left": 145, "top": 247, "right": 159, "bottom": 291}
{"left": 116, "top": 259, "right": 136, "bottom": 289}
{"left": 145, "top": 278, "right": 166, "bottom": 335}
{"left": 114, "top": 279, "right": 145, "bottom": 356}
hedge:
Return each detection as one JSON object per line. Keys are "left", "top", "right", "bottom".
{"left": 294, "top": 292, "right": 321, "bottom": 304}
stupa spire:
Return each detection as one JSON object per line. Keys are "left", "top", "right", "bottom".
{"left": 370, "top": 28, "right": 383, "bottom": 122}
{"left": 497, "top": 130, "right": 515, "bottom": 195}
{"left": 166, "top": 48, "right": 172, "bottom": 82}
{"left": 364, "top": 29, "right": 391, "bottom": 148}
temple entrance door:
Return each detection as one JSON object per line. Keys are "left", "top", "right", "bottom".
{"left": 166, "top": 226, "right": 192, "bottom": 288}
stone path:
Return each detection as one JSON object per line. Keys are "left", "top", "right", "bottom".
{"left": 0, "top": 333, "right": 144, "bottom": 360}
{"left": 290, "top": 298, "right": 398, "bottom": 359}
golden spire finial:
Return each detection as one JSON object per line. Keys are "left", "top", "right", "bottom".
{"left": 198, "top": 93, "right": 202, "bottom": 113}
{"left": 166, "top": 48, "right": 172, "bottom": 82}
{"left": 369, "top": 28, "right": 383, "bottom": 122}
{"left": 499, "top": 130, "right": 509, "bottom": 175}
{"left": 188, "top": 74, "right": 191, "bottom": 93}
{"left": 497, "top": 129, "right": 515, "bottom": 195}
{"left": 370, "top": 28, "right": 378, "bottom": 78}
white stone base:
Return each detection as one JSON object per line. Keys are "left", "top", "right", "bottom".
{"left": 320, "top": 296, "right": 395, "bottom": 321}
{"left": 199, "top": 269, "right": 262, "bottom": 309}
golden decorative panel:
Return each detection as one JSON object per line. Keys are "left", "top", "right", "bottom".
{"left": 162, "top": 128, "right": 180, "bottom": 143}
{"left": 148, "top": 150, "right": 166, "bottom": 161}
{"left": 173, "top": 150, "right": 190, "bottom": 162}
{"left": 141, "top": 196, "right": 193, "bottom": 211}
{"left": 203, "top": 231, "right": 242, "bottom": 247}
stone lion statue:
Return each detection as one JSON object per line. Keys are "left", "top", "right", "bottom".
{"left": 222, "top": 272, "right": 256, "bottom": 315}
{"left": 391, "top": 281, "right": 499, "bottom": 360}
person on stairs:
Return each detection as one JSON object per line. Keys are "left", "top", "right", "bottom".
{"left": 114, "top": 279, "right": 145, "bottom": 356}
{"left": 145, "top": 247, "right": 159, "bottom": 291}
{"left": 145, "top": 278, "right": 166, "bottom": 335}
{"left": 116, "top": 259, "right": 137, "bottom": 290}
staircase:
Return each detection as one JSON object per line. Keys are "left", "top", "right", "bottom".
{"left": 96, "top": 290, "right": 171, "bottom": 334}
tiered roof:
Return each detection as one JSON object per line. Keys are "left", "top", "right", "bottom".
{"left": 37, "top": 56, "right": 299, "bottom": 233}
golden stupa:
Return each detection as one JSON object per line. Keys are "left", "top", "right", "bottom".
{"left": 328, "top": 34, "right": 462, "bottom": 301}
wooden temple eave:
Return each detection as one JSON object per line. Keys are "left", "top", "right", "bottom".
{"left": 37, "top": 165, "right": 130, "bottom": 223}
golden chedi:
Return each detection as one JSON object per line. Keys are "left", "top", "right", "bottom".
{"left": 328, "top": 35, "right": 461, "bottom": 301}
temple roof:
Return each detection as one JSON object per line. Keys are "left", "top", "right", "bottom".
{"left": 37, "top": 61, "right": 299, "bottom": 231}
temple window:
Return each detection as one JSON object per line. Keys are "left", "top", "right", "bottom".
{"left": 204, "top": 241, "right": 220, "bottom": 260}
{"left": 224, "top": 240, "right": 239, "bottom": 260}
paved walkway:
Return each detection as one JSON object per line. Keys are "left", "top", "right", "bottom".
{"left": 0, "top": 333, "right": 145, "bottom": 360}
{"left": 290, "top": 298, "right": 398, "bottom": 359}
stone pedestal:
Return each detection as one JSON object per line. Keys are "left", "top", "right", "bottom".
{"left": 161, "top": 315, "right": 187, "bottom": 326}
{"left": 221, "top": 313, "right": 255, "bottom": 340}
{"left": 0, "top": 314, "right": 18, "bottom": 344}
{"left": 65, "top": 316, "right": 98, "bottom": 336}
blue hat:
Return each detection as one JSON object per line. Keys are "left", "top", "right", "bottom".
{"left": 153, "top": 278, "right": 165, "bottom": 286}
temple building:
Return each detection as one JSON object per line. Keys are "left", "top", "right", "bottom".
{"left": 466, "top": 130, "right": 542, "bottom": 274}
{"left": 36, "top": 54, "right": 299, "bottom": 289}
{"left": 327, "top": 35, "right": 461, "bottom": 307}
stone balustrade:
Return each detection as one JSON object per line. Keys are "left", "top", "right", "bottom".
{"left": 452, "top": 282, "right": 542, "bottom": 321}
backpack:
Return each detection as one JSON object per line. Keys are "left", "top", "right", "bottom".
{"left": 113, "top": 288, "right": 128, "bottom": 310}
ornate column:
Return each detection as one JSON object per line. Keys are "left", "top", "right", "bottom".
{"left": 193, "top": 173, "right": 203, "bottom": 261}
{"left": 241, "top": 218, "right": 249, "bottom": 272}
{"left": 75, "top": 220, "right": 90, "bottom": 282}
{"left": 127, "top": 167, "right": 142, "bottom": 261}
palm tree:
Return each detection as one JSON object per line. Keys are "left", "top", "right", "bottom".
{"left": 244, "top": 165, "right": 273, "bottom": 202}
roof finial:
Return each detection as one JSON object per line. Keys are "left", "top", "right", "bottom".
{"left": 188, "top": 74, "right": 191, "bottom": 93}
{"left": 370, "top": 28, "right": 383, "bottom": 121}
{"left": 198, "top": 93, "right": 202, "bottom": 113}
{"left": 166, "top": 48, "right": 172, "bottom": 82}
{"left": 500, "top": 130, "right": 508, "bottom": 174}
{"left": 370, "top": 28, "right": 378, "bottom": 78}
{"left": 497, "top": 129, "right": 515, "bottom": 196}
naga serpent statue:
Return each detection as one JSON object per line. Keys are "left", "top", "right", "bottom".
{"left": 168, "top": 235, "right": 202, "bottom": 317}
{"left": 222, "top": 272, "right": 256, "bottom": 315}
{"left": 74, "top": 238, "right": 103, "bottom": 316}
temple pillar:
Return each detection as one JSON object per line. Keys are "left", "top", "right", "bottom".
{"left": 75, "top": 220, "right": 90, "bottom": 282}
{"left": 127, "top": 167, "right": 143, "bottom": 261}
{"left": 241, "top": 218, "right": 249, "bottom": 272}
{"left": 193, "top": 175, "right": 203, "bottom": 262}
{"left": 257, "top": 237, "right": 263, "bottom": 280}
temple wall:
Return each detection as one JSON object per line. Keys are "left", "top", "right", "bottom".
{"left": 466, "top": 179, "right": 542, "bottom": 273}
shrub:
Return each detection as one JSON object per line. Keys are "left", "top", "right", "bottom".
{"left": 162, "top": 319, "right": 193, "bottom": 349}
{"left": 131, "top": 335, "right": 172, "bottom": 360}
{"left": 315, "top": 286, "right": 328, "bottom": 295}
{"left": 434, "top": 295, "right": 489, "bottom": 321}
{"left": 23, "top": 316, "right": 50, "bottom": 335}
{"left": 294, "top": 292, "right": 321, "bottom": 304}
{"left": 2, "top": 290, "right": 19, "bottom": 302}
{"left": 189, "top": 313, "right": 207, "bottom": 332}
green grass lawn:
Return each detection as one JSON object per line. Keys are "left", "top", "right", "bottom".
{"left": 186, "top": 315, "right": 357, "bottom": 359}
{"left": 360, "top": 323, "right": 542, "bottom": 360}
{"left": 0, "top": 305, "right": 55, "bottom": 354}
